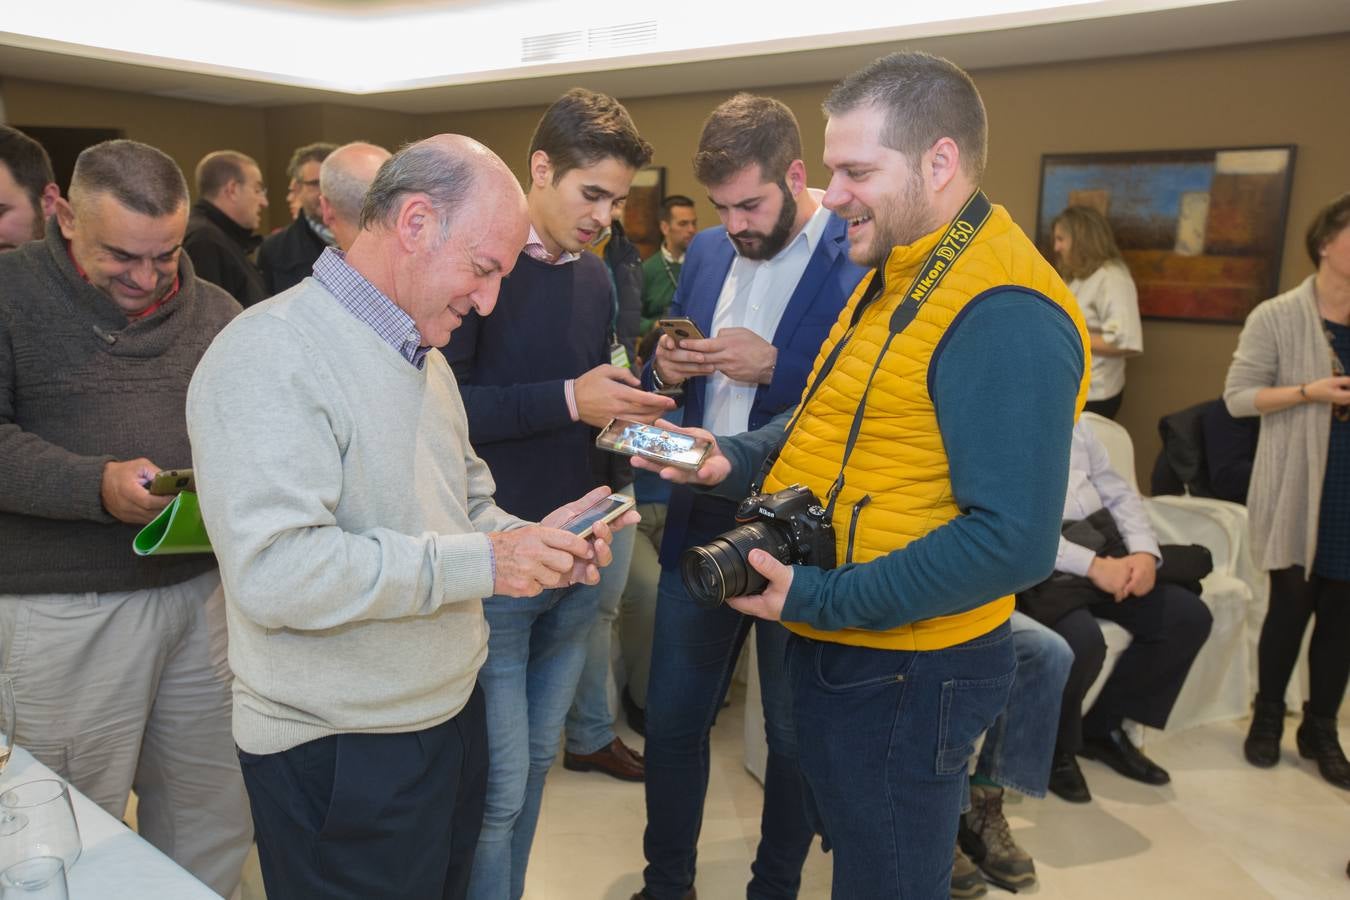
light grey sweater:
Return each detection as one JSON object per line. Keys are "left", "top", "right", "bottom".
{"left": 187, "top": 279, "right": 524, "bottom": 754}
{"left": 1224, "top": 276, "right": 1333, "bottom": 573}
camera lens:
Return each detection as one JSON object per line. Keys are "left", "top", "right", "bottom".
{"left": 680, "top": 521, "right": 790, "bottom": 608}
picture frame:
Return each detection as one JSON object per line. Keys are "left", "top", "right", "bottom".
{"left": 622, "top": 165, "right": 665, "bottom": 260}
{"left": 1035, "top": 146, "right": 1297, "bottom": 323}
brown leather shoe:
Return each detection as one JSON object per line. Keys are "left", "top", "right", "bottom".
{"left": 564, "top": 736, "right": 645, "bottom": 782}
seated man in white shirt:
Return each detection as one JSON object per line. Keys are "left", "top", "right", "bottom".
{"left": 1018, "top": 419, "right": 1213, "bottom": 803}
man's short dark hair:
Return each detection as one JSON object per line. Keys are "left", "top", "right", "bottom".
{"left": 660, "top": 194, "right": 695, "bottom": 224}
{"left": 360, "top": 140, "right": 474, "bottom": 242}
{"left": 1306, "top": 192, "right": 1350, "bottom": 268}
{"left": 824, "top": 51, "right": 988, "bottom": 181}
{"left": 528, "top": 88, "right": 652, "bottom": 184}
{"left": 0, "top": 126, "right": 56, "bottom": 220}
{"left": 70, "top": 139, "right": 188, "bottom": 218}
{"left": 287, "top": 142, "right": 337, "bottom": 182}
{"left": 693, "top": 94, "right": 802, "bottom": 187}
{"left": 195, "top": 150, "right": 257, "bottom": 199}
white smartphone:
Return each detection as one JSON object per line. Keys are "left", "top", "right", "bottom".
{"left": 559, "top": 493, "right": 636, "bottom": 539}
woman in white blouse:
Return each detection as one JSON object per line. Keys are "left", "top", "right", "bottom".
{"left": 1053, "top": 206, "right": 1143, "bottom": 419}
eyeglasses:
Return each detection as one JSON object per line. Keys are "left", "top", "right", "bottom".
{"left": 296, "top": 179, "right": 320, "bottom": 189}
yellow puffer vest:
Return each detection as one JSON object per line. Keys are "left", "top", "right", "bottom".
{"left": 766, "top": 203, "right": 1090, "bottom": 651}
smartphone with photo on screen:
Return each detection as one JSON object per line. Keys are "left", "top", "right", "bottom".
{"left": 595, "top": 418, "right": 713, "bottom": 471}
{"left": 559, "top": 493, "right": 637, "bottom": 540}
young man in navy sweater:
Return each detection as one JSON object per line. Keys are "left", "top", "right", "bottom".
{"left": 443, "top": 89, "right": 673, "bottom": 900}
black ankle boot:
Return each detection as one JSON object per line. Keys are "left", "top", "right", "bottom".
{"left": 1295, "top": 703, "right": 1350, "bottom": 790}
{"left": 1244, "top": 697, "right": 1285, "bottom": 768}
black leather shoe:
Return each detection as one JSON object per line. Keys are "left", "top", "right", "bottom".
{"left": 1047, "top": 749, "right": 1092, "bottom": 803}
{"left": 1295, "top": 703, "right": 1350, "bottom": 790}
{"left": 631, "top": 890, "right": 696, "bottom": 900}
{"left": 1244, "top": 697, "right": 1285, "bottom": 768}
{"left": 1081, "top": 728, "right": 1170, "bottom": 785}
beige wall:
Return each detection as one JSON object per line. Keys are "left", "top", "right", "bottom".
{"left": 0, "top": 76, "right": 269, "bottom": 207}
{"left": 428, "top": 33, "right": 1350, "bottom": 486}
{"left": 4, "top": 32, "right": 1347, "bottom": 484}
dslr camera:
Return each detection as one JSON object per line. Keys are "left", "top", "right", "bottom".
{"left": 680, "top": 484, "right": 836, "bottom": 608}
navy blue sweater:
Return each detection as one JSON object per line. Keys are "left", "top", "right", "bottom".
{"left": 441, "top": 251, "right": 612, "bottom": 521}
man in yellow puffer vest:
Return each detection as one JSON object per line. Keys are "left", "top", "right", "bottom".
{"left": 634, "top": 51, "right": 1089, "bottom": 899}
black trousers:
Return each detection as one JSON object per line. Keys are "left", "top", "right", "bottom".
{"left": 1083, "top": 391, "right": 1124, "bottom": 420}
{"left": 1053, "top": 583, "right": 1212, "bottom": 751}
{"left": 1257, "top": 566, "right": 1350, "bottom": 717}
{"left": 239, "top": 684, "right": 489, "bottom": 900}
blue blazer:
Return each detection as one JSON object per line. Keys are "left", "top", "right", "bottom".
{"left": 643, "top": 213, "right": 866, "bottom": 567}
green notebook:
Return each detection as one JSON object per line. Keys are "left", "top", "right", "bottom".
{"left": 133, "top": 491, "right": 213, "bottom": 556}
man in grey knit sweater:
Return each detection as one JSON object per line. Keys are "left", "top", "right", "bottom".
{"left": 0, "top": 140, "right": 252, "bottom": 895}
{"left": 187, "top": 134, "right": 631, "bottom": 900}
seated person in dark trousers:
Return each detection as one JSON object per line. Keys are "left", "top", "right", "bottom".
{"left": 1021, "top": 420, "right": 1213, "bottom": 803}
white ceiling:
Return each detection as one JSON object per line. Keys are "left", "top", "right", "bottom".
{"left": 1, "top": 0, "right": 1347, "bottom": 114}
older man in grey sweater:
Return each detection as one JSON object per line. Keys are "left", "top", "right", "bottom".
{"left": 187, "top": 134, "right": 630, "bottom": 900}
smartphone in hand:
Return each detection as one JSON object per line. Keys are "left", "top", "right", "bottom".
{"left": 596, "top": 418, "right": 712, "bottom": 471}
{"left": 147, "top": 468, "right": 195, "bottom": 496}
{"left": 559, "top": 493, "right": 636, "bottom": 540}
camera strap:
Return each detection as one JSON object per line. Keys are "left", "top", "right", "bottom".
{"left": 751, "top": 190, "right": 994, "bottom": 520}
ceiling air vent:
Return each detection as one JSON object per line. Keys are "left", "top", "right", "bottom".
{"left": 521, "top": 21, "right": 657, "bottom": 64}
{"left": 588, "top": 21, "right": 657, "bottom": 54}
{"left": 521, "top": 30, "right": 586, "bottom": 64}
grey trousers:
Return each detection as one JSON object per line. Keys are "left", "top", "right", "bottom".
{"left": 0, "top": 570, "right": 252, "bottom": 896}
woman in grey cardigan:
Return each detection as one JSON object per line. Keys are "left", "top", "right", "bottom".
{"left": 1225, "top": 193, "right": 1350, "bottom": 790}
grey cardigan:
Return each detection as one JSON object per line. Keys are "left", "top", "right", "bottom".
{"left": 1224, "top": 276, "right": 1333, "bottom": 573}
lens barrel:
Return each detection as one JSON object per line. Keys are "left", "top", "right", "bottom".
{"left": 680, "top": 521, "right": 790, "bottom": 608}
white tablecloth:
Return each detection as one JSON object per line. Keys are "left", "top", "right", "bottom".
{"left": 0, "top": 747, "right": 218, "bottom": 899}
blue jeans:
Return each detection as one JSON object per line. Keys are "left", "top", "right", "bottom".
{"left": 466, "top": 580, "right": 602, "bottom": 900}
{"left": 642, "top": 568, "right": 813, "bottom": 900}
{"left": 565, "top": 504, "right": 638, "bottom": 755}
{"left": 975, "top": 612, "right": 1073, "bottom": 797}
{"left": 788, "top": 621, "right": 1016, "bottom": 900}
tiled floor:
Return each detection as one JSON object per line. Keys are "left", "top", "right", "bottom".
{"left": 232, "top": 691, "right": 1350, "bottom": 899}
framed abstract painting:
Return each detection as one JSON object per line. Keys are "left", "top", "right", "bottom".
{"left": 1035, "top": 146, "right": 1297, "bottom": 323}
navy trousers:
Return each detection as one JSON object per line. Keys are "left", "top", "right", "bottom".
{"left": 239, "top": 684, "right": 489, "bottom": 900}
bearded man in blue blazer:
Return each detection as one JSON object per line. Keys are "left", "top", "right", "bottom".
{"left": 635, "top": 94, "right": 865, "bottom": 900}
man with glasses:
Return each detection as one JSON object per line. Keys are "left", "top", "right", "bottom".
{"left": 258, "top": 141, "right": 337, "bottom": 294}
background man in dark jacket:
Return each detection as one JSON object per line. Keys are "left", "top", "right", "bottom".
{"left": 258, "top": 141, "right": 336, "bottom": 294}
{"left": 184, "top": 149, "right": 269, "bottom": 306}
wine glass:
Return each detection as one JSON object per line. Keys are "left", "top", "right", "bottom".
{"left": 0, "top": 781, "right": 81, "bottom": 874}
{"left": 0, "top": 676, "right": 15, "bottom": 776}
{"left": 0, "top": 857, "right": 67, "bottom": 899}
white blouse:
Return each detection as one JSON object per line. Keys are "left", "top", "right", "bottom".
{"left": 1068, "top": 261, "right": 1143, "bottom": 400}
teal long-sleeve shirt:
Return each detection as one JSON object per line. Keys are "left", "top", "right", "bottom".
{"left": 712, "top": 287, "right": 1085, "bottom": 634}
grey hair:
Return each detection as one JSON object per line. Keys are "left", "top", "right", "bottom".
{"left": 360, "top": 140, "right": 476, "bottom": 242}
{"left": 69, "top": 139, "right": 188, "bottom": 217}
{"left": 824, "top": 51, "right": 988, "bottom": 181}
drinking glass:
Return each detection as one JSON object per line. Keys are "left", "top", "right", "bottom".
{"left": 0, "top": 676, "right": 15, "bottom": 776}
{"left": 0, "top": 781, "right": 80, "bottom": 874}
{"left": 0, "top": 857, "right": 67, "bottom": 899}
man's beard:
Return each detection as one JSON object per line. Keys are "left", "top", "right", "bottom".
{"left": 855, "top": 169, "right": 933, "bottom": 270}
{"left": 730, "top": 183, "right": 797, "bottom": 261}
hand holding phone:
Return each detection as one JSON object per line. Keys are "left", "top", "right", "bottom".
{"left": 556, "top": 492, "right": 637, "bottom": 540}
{"left": 653, "top": 319, "right": 716, "bottom": 386}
